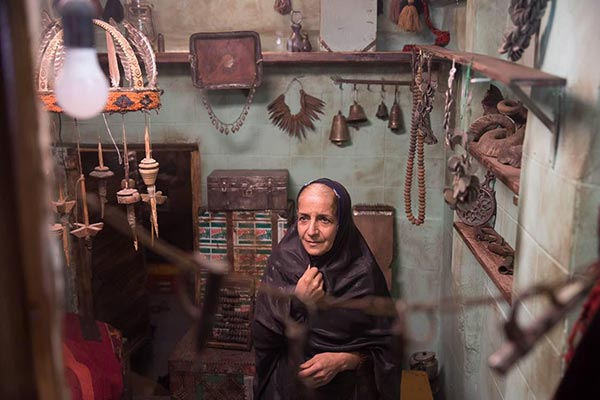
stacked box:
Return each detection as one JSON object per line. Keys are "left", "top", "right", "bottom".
{"left": 197, "top": 209, "right": 289, "bottom": 351}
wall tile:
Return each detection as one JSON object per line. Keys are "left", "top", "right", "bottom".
{"left": 352, "top": 157, "right": 385, "bottom": 186}
{"left": 504, "top": 367, "right": 534, "bottom": 400}
{"left": 221, "top": 125, "right": 264, "bottom": 155}
{"left": 535, "top": 250, "right": 569, "bottom": 354}
{"left": 535, "top": 169, "right": 577, "bottom": 268}
{"left": 571, "top": 183, "right": 600, "bottom": 268}
{"left": 513, "top": 227, "right": 539, "bottom": 294}
{"left": 383, "top": 156, "right": 407, "bottom": 188}
{"left": 351, "top": 186, "right": 385, "bottom": 204}
{"left": 398, "top": 219, "right": 444, "bottom": 272}
{"left": 260, "top": 130, "right": 292, "bottom": 156}
{"left": 224, "top": 155, "right": 262, "bottom": 169}
{"left": 290, "top": 131, "right": 324, "bottom": 156}
{"left": 322, "top": 156, "right": 354, "bottom": 186}
{"left": 289, "top": 156, "right": 323, "bottom": 188}
{"left": 352, "top": 123, "right": 386, "bottom": 156}
{"left": 260, "top": 156, "right": 291, "bottom": 170}
{"left": 518, "top": 154, "right": 544, "bottom": 241}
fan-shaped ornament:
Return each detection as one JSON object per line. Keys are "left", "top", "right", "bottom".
{"left": 36, "top": 16, "right": 161, "bottom": 113}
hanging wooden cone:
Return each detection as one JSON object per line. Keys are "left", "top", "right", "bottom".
{"left": 398, "top": 0, "right": 422, "bottom": 32}
{"left": 139, "top": 116, "right": 161, "bottom": 241}
{"left": 52, "top": 180, "right": 76, "bottom": 216}
{"left": 139, "top": 157, "right": 160, "bottom": 239}
{"left": 117, "top": 187, "right": 141, "bottom": 250}
{"left": 89, "top": 141, "right": 114, "bottom": 219}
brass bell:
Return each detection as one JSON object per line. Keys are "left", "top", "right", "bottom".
{"left": 388, "top": 100, "right": 403, "bottom": 132}
{"left": 376, "top": 101, "right": 389, "bottom": 120}
{"left": 347, "top": 101, "right": 368, "bottom": 124}
{"left": 329, "top": 111, "right": 350, "bottom": 146}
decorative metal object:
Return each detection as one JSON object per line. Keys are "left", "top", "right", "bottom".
{"left": 267, "top": 78, "right": 326, "bottom": 140}
{"left": 499, "top": 0, "right": 549, "bottom": 61}
{"left": 417, "top": 52, "right": 437, "bottom": 145}
{"left": 287, "top": 11, "right": 305, "bottom": 52}
{"left": 376, "top": 85, "right": 389, "bottom": 121}
{"left": 329, "top": 111, "right": 351, "bottom": 146}
{"left": 443, "top": 154, "right": 479, "bottom": 211}
{"left": 404, "top": 50, "right": 428, "bottom": 226}
{"left": 190, "top": 31, "right": 263, "bottom": 135}
{"left": 475, "top": 226, "right": 515, "bottom": 275}
{"left": 346, "top": 86, "right": 368, "bottom": 124}
{"left": 456, "top": 171, "right": 496, "bottom": 228}
{"left": 474, "top": 125, "right": 525, "bottom": 158}
{"left": 468, "top": 113, "right": 516, "bottom": 142}
{"left": 388, "top": 87, "right": 403, "bottom": 132}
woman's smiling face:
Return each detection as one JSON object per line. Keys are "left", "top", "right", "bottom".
{"left": 297, "top": 184, "right": 338, "bottom": 256}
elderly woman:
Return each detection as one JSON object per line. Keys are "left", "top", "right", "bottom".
{"left": 252, "top": 178, "right": 399, "bottom": 400}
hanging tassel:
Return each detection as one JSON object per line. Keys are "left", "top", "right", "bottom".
{"left": 398, "top": 0, "right": 422, "bottom": 32}
{"left": 389, "top": 0, "right": 402, "bottom": 25}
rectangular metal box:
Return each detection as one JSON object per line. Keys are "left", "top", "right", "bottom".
{"left": 207, "top": 169, "right": 289, "bottom": 211}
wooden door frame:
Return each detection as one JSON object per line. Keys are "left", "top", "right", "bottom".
{"left": 0, "top": 0, "right": 65, "bottom": 399}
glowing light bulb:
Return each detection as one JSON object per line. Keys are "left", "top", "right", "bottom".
{"left": 54, "top": 0, "right": 109, "bottom": 120}
{"left": 55, "top": 49, "right": 109, "bottom": 119}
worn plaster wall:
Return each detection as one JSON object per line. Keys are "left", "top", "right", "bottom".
{"left": 439, "top": 0, "right": 600, "bottom": 399}
{"left": 50, "top": 0, "right": 467, "bottom": 360}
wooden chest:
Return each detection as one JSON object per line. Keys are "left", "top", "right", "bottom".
{"left": 169, "top": 328, "right": 255, "bottom": 400}
{"left": 207, "top": 169, "right": 289, "bottom": 211}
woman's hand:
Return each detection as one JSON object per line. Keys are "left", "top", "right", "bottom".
{"left": 298, "top": 352, "right": 361, "bottom": 388}
{"left": 294, "top": 265, "right": 324, "bottom": 304}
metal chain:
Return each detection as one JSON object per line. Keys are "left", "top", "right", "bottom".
{"left": 443, "top": 60, "right": 457, "bottom": 148}
{"left": 199, "top": 77, "right": 257, "bottom": 135}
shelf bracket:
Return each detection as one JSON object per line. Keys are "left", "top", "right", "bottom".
{"left": 509, "top": 84, "right": 564, "bottom": 166}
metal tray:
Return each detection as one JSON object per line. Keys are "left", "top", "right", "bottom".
{"left": 189, "top": 31, "right": 263, "bottom": 90}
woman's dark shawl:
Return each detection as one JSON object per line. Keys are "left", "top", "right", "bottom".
{"left": 252, "top": 179, "right": 399, "bottom": 399}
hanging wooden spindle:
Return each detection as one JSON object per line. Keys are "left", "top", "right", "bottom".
{"left": 89, "top": 141, "right": 114, "bottom": 219}
{"left": 52, "top": 178, "right": 76, "bottom": 265}
{"left": 139, "top": 115, "right": 161, "bottom": 241}
{"left": 116, "top": 117, "right": 141, "bottom": 250}
{"left": 70, "top": 174, "right": 104, "bottom": 239}
{"left": 52, "top": 178, "right": 76, "bottom": 215}
{"left": 71, "top": 121, "right": 104, "bottom": 240}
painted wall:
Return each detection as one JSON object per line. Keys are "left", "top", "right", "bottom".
{"left": 439, "top": 0, "right": 600, "bottom": 399}
{"left": 49, "top": 0, "right": 466, "bottom": 361}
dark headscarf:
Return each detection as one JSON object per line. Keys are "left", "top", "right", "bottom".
{"left": 252, "top": 178, "right": 399, "bottom": 400}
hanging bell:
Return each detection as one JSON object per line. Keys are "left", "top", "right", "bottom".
{"left": 388, "top": 100, "right": 403, "bottom": 132}
{"left": 329, "top": 111, "right": 350, "bottom": 146}
{"left": 347, "top": 101, "right": 368, "bottom": 124}
{"left": 376, "top": 101, "right": 389, "bottom": 120}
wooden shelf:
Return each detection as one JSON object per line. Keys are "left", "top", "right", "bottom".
{"left": 454, "top": 222, "right": 513, "bottom": 304}
{"left": 418, "top": 45, "right": 565, "bottom": 87}
{"left": 468, "top": 145, "right": 520, "bottom": 195}
{"left": 100, "top": 51, "right": 413, "bottom": 65}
